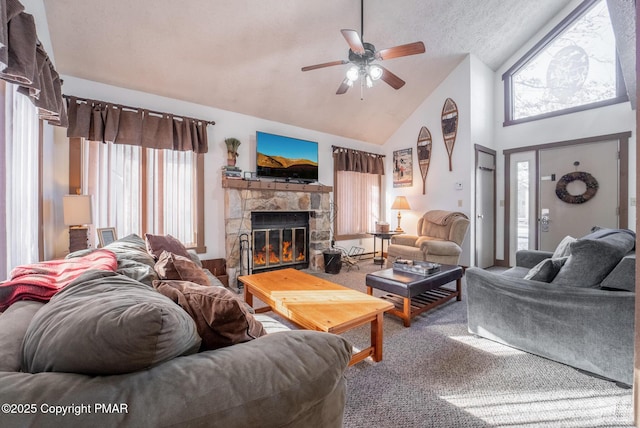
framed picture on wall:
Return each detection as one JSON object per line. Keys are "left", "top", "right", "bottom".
{"left": 97, "top": 227, "right": 117, "bottom": 247}
{"left": 393, "top": 148, "right": 413, "bottom": 188}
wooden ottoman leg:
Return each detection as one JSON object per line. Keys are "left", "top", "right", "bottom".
{"left": 456, "top": 278, "right": 462, "bottom": 301}
{"left": 366, "top": 286, "right": 373, "bottom": 296}
{"left": 403, "top": 297, "right": 411, "bottom": 327}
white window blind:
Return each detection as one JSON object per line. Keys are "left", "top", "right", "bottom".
{"left": 82, "top": 140, "right": 197, "bottom": 248}
{"left": 1, "top": 83, "right": 40, "bottom": 279}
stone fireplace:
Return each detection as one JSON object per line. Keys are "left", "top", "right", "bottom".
{"left": 223, "top": 179, "right": 332, "bottom": 287}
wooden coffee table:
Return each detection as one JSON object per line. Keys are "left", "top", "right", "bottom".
{"left": 238, "top": 268, "right": 394, "bottom": 366}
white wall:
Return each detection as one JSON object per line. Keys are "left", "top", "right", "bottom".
{"left": 51, "top": 76, "right": 382, "bottom": 259}
{"left": 382, "top": 55, "right": 476, "bottom": 266}
{"left": 492, "top": 0, "right": 636, "bottom": 262}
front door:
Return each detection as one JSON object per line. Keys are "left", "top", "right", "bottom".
{"left": 538, "top": 140, "right": 619, "bottom": 251}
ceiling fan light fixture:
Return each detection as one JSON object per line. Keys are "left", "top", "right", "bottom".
{"left": 369, "top": 65, "right": 383, "bottom": 80}
{"left": 366, "top": 74, "right": 373, "bottom": 88}
{"left": 346, "top": 66, "right": 359, "bottom": 82}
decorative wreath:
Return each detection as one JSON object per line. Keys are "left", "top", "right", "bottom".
{"left": 555, "top": 171, "right": 599, "bottom": 204}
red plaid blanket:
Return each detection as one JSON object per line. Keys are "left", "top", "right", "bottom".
{"left": 0, "top": 249, "right": 118, "bottom": 311}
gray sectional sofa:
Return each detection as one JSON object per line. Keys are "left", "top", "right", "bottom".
{"left": 0, "top": 235, "right": 351, "bottom": 427}
{"left": 466, "top": 228, "right": 635, "bottom": 386}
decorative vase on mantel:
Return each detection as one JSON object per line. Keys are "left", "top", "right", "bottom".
{"left": 225, "top": 138, "right": 241, "bottom": 167}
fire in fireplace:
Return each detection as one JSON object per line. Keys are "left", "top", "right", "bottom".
{"left": 251, "top": 211, "right": 309, "bottom": 272}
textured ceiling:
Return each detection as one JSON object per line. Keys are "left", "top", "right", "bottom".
{"left": 42, "top": 0, "right": 573, "bottom": 144}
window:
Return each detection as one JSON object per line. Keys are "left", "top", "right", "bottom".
{"left": 334, "top": 171, "right": 382, "bottom": 239}
{"left": 78, "top": 139, "right": 204, "bottom": 251}
{"left": 503, "top": 0, "right": 627, "bottom": 125}
{"left": 332, "top": 148, "right": 384, "bottom": 240}
{"left": 516, "top": 160, "right": 531, "bottom": 251}
{"left": 0, "top": 83, "right": 41, "bottom": 279}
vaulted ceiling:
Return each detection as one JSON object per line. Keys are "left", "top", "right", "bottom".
{"left": 42, "top": 0, "right": 574, "bottom": 144}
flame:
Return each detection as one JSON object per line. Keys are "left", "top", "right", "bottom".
{"left": 252, "top": 237, "right": 306, "bottom": 267}
{"left": 282, "top": 241, "right": 293, "bottom": 262}
{"left": 253, "top": 244, "right": 281, "bottom": 265}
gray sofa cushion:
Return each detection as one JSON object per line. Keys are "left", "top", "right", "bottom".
{"left": 524, "top": 257, "right": 567, "bottom": 282}
{"left": 601, "top": 253, "right": 636, "bottom": 292}
{"left": 552, "top": 238, "right": 631, "bottom": 288}
{"left": 552, "top": 235, "right": 576, "bottom": 258}
{"left": 0, "top": 301, "right": 44, "bottom": 372}
{"left": 22, "top": 270, "right": 201, "bottom": 375}
{"left": 2, "top": 330, "right": 350, "bottom": 428}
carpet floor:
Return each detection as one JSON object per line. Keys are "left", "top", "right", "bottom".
{"left": 300, "top": 261, "right": 634, "bottom": 428}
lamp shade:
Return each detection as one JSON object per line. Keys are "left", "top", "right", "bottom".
{"left": 391, "top": 196, "right": 411, "bottom": 211}
{"left": 63, "top": 195, "right": 93, "bottom": 226}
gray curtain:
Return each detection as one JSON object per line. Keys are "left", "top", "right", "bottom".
{"left": 66, "top": 97, "right": 210, "bottom": 154}
{"left": 0, "top": 0, "right": 67, "bottom": 127}
{"left": 333, "top": 146, "right": 385, "bottom": 175}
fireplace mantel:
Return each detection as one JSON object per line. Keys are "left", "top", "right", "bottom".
{"left": 222, "top": 175, "right": 332, "bottom": 193}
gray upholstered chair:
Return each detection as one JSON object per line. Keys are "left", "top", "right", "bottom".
{"left": 387, "top": 210, "right": 469, "bottom": 265}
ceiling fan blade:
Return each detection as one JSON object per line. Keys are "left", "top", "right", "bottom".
{"left": 375, "top": 41, "right": 426, "bottom": 61}
{"left": 378, "top": 65, "right": 405, "bottom": 90}
{"left": 336, "top": 79, "right": 351, "bottom": 95}
{"left": 341, "top": 29, "right": 365, "bottom": 55}
{"left": 301, "top": 60, "right": 348, "bottom": 72}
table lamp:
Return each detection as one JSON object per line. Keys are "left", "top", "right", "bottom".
{"left": 63, "top": 195, "right": 93, "bottom": 253}
{"left": 391, "top": 196, "right": 411, "bottom": 233}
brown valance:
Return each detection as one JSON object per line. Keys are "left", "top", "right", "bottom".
{"left": 332, "top": 146, "right": 385, "bottom": 175}
{"left": 66, "top": 96, "right": 214, "bottom": 154}
{"left": 0, "top": 0, "right": 67, "bottom": 126}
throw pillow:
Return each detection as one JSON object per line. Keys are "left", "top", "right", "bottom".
{"left": 22, "top": 271, "right": 201, "bottom": 375}
{"left": 523, "top": 257, "right": 568, "bottom": 282}
{"left": 600, "top": 254, "right": 635, "bottom": 292}
{"left": 106, "top": 234, "right": 157, "bottom": 268}
{"left": 155, "top": 250, "right": 211, "bottom": 286}
{"left": 145, "top": 233, "right": 192, "bottom": 260}
{"left": 153, "top": 280, "right": 266, "bottom": 351}
{"left": 105, "top": 234, "right": 159, "bottom": 285}
{"left": 552, "top": 235, "right": 576, "bottom": 258}
{"left": 551, "top": 238, "right": 630, "bottom": 288}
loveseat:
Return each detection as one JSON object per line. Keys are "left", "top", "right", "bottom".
{"left": 0, "top": 234, "right": 351, "bottom": 427}
{"left": 466, "top": 228, "right": 635, "bottom": 386}
{"left": 387, "top": 210, "right": 469, "bottom": 265}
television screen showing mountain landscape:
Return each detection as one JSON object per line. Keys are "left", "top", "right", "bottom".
{"left": 256, "top": 132, "right": 318, "bottom": 181}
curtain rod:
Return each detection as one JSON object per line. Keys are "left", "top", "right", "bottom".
{"left": 331, "top": 145, "right": 385, "bottom": 157}
{"left": 63, "top": 94, "right": 216, "bottom": 126}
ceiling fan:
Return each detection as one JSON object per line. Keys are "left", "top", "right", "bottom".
{"left": 301, "top": 0, "right": 425, "bottom": 96}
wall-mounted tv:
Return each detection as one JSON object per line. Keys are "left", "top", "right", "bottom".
{"left": 256, "top": 131, "right": 318, "bottom": 183}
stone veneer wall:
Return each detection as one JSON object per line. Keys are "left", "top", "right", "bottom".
{"left": 224, "top": 188, "right": 332, "bottom": 287}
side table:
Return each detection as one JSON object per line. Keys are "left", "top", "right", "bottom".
{"left": 368, "top": 231, "right": 402, "bottom": 265}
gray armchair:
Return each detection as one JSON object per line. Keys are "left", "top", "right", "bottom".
{"left": 387, "top": 210, "right": 469, "bottom": 265}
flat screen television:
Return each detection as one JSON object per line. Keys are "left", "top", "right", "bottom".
{"left": 256, "top": 131, "right": 318, "bottom": 182}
